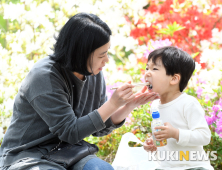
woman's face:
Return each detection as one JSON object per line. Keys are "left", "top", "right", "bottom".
{"left": 88, "top": 41, "right": 110, "bottom": 75}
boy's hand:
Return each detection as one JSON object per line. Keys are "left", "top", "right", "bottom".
{"left": 143, "top": 137, "right": 157, "bottom": 152}
{"left": 126, "top": 84, "right": 160, "bottom": 108}
{"left": 154, "top": 122, "right": 179, "bottom": 141}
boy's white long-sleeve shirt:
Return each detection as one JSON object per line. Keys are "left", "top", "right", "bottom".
{"left": 151, "top": 93, "right": 214, "bottom": 170}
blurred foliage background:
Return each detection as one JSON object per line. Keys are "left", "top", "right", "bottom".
{"left": 0, "top": 0, "right": 222, "bottom": 169}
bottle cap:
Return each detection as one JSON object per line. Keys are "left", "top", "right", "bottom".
{"left": 152, "top": 106, "right": 160, "bottom": 119}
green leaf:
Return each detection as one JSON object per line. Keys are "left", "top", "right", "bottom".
{"left": 157, "top": 21, "right": 185, "bottom": 37}
{"left": 217, "top": 148, "right": 222, "bottom": 156}
{"left": 191, "top": 52, "right": 200, "bottom": 58}
{"left": 213, "top": 123, "right": 217, "bottom": 128}
{"left": 0, "top": 14, "right": 7, "bottom": 47}
{"left": 4, "top": 0, "right": 20, "bottom": 4}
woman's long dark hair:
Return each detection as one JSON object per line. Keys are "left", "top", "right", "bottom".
{"left": 50, "top": 13, "right": 112, "bottom": 75}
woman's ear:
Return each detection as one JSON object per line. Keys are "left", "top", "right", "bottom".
{"left": 170, "top": 74, "right": 180, "bottom": 85}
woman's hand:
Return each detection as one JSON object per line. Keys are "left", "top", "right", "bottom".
{"left": 154, "top": 122, "right": 179, "bottom": 141}
{"left": 98, "top": 82, "right": 136, "bottom": 123}
{"left": 109, "top": 83, "right": 135, "bottom": 109}
{"left": 126, "top": 85, "right": 160, "bottom": 109}
{"left": 143, "top": 137, "right": 157, "bottom": 152}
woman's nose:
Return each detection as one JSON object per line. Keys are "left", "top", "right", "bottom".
{"left": 105, "top": 54, "right": 109, "bottom": 63}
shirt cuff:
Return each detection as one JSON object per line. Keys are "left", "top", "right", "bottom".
{"left": 176, "top": 128, "right": 190, "bottom": 146}
{"left": 105, "top": 117, "right": 125, "bottom": 129}
{"left": 88, "top": 110, "right": 106, "bottom": 132}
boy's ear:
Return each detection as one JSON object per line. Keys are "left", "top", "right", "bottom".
{"left": 170, "top": 74, "right": 180, "bottom": 85}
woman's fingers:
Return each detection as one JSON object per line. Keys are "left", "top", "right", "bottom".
{"left": 118, "top": 83, "right": 134, "bottom": 91}
{"left": 124, "top": 91, "right": 134, "bottom": 99}
{"left": 126, "top": 93, "right": 136, "bottom": 103}
{"left": 119, "top": 87, "right": 132, "bottom": 97}
{"left": 118, "top": 84, "right": 134, "bottom": 97}
{"left": 143, "top": 94, "right": 159, "bottom": 103}
{"left": 143, "top": 93, "right": 157, "bottom": 101}
{"left": 134, "top": 92, "right": 157, "bottom": 104}
{"left": 140, "top": 86, "right": 147, "bottom": 93}
{"left": 111, "top": 82, "right": 159, "bottom": 108}
{"left": 135, "top": 92, "right": 155, "bottom": 100}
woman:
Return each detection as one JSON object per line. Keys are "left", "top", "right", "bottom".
{"left": 0, "top": 13, "right": 159, "bottom": 170}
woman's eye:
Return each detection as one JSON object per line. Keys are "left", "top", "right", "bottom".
{"left": 146, "top": 67, "right": 149, "bottom": 70}
{"left": 153, "top": 68, "right": 158, "bottom": 70}
{"left": 99, "top": 54, "right": 109, "bottom": 58}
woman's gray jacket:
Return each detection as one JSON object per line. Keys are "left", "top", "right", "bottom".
{"left": 0, "top": 56, "right": 124, "bottom": 168}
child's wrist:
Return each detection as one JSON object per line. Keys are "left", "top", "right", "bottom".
{"left": 173, "top": 128, "right": 179, "bottom": 141}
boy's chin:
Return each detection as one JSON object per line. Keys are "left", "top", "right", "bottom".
{"left": 148, "top": 89, "right": 157, "bottom": 94}
{"left": 149, "top": 88, "right": 159, "bottom": 95}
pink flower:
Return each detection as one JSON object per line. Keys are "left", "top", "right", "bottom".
{"left": 205, "top": 116, "right": 214, "bottom": 125}
{"left": 199, "top": 79, "right": 206, "bottom": 84}
{"left": 216, "top": 126, "right": 222, "bottom": 133}
{"left": 216, "top": 125, "right": 222, "bottom": 134}
{"left": 196, "top": 76, "right": 206, "bottom": 84}
{"left": 106, "top": 82, "right": 123, "bottom": 99}
{"left": 212, "top": 115, "right": 218, "bottom": 122}
{"left": 209, "top": 111, "right": 215, "bottom": 116}
{"left": 144, "top": 39, "right": 172, "bottom": 57}
{"left": 216, "top": 118, "right": 222, "bottom": 135}
{"left": 213, "top": 93, "right": 218, "bottom": 98}
{"left": 218, "top": 98, "right": 222, "bottom": 107}
{"left": 210, "top": 111, "right": 218, "bottom": 121}
{"left": 196, "top": 87, "right": 203, "bottom": 98}
{"left": 205, "top": 95, "right": 210, "bottom": 103}
{"left": 212, "top": 105, "right": 220, "bottom": 113}
{"left": 125, "top": 113, "right": 133, "bottom": 126}
{"left": 218, "top": 111, "right": 222, "bottom": 118}
{"left": 140, "top": 76, "right": 145, "bottom": 83}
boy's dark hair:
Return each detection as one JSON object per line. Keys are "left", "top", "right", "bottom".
{"left": 147, "top": 46, "right": 195, "bottom": 92}
{"left": 50, "top": 13, "right": 112, "bottom": 75}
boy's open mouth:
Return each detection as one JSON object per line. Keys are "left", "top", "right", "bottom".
{"left": 145, "top": 77, "right": 153, "bottom": 90}
{"left": 145, "top": 81, "right": 152, "bottom": 90}
{"left": 148, "top": 84, "right": 153, "bottom": 90}
{"left": 147, "top": 84, "right": 152, "bottom": 90}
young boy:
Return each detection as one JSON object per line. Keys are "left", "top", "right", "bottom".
{"left": 143, "top": 46, "right": 213, "bottom": 170}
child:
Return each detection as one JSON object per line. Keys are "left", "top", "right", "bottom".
{"left": 143, "top": 46, "right": 213, "bottom": 170}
